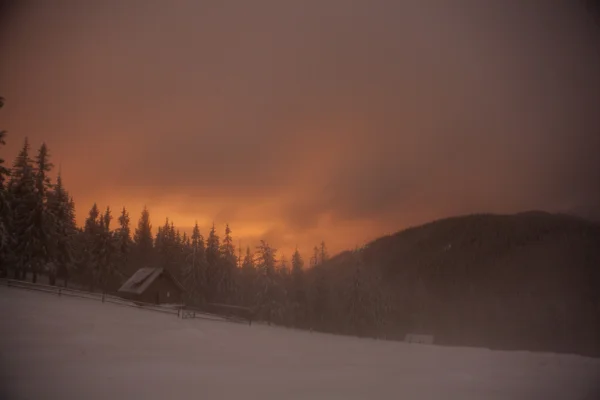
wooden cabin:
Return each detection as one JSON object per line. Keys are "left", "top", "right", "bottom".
{"left": 118, "top": 267, "right": 184, "bottom": 305}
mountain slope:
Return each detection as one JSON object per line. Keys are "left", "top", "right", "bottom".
{"left": 312, "top": 212, "right": 600, "bottom": 356}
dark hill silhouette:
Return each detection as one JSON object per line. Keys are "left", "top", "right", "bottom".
{"left": 308, "top": 212, "right": 600, "bottom": 357}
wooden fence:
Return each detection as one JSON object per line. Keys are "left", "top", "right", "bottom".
{"left": 0, "top": 278, "right": 253, "bottom": 324}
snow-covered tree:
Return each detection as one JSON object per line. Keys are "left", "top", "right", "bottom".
{"left": 218, "top": 223, "right": 237, "bottom": 302}
{"left": 46, "top": 172, "right": 77, "bottom": 286}
{"left": 114, "top": 207, "right": 132, "bottom": 277}
{"left": 133, "top": 206, "right": 153, "bottom": 267}
{"left": 319, "top": 241, "right": 328, "bottom": 264}
{"left": 290, "top": 248, "right": 307, "bottom": 327}
{"left": 0, "top": 114, "right": 11, "bottom": 277}
{"left": 343, "top": 251, "right": 389, "bottom": 337}
{"left": 239, "top": 246, "right": 256, "bottom": 307}
{"left": 155, "top": 217, "right": 181, "bottom": 278}
{"left": 182, "top": 222, "right": 206, "bottom": 305}
{"left": 97, "top": 206, "right": 117, "bottom": 291}
{"left": 205, "top": 223, "right": 220, "bottom": 302}
{"left": 30, "top": 142, "right": 55, "bottom": 283}
{"left": 254, "top": 240, "right": 284, "bottom": 324}
{"left": 310, "top": 245, "right": 319, "bottom": 267}
{"left": 81, "top": 203, "right": 102, "bottom": 290}
{"left": 8, "top": 138, "right": 36, "bottom": 279}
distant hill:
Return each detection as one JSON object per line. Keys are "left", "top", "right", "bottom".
{"left": 309, "top": 211, "right": 600, "bottom": 357}
{"left": 563, "top": 205, "right": 600, "bottom": 223}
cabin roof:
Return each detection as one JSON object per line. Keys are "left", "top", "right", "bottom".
{"left": 118, "top": 267, "right": 184, "bottom": 295}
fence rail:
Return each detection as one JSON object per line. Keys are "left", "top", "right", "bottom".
{"left": 0, "top": 278, "right": 252, "bottom": 324}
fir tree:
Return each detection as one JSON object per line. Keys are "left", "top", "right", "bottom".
{"left": 218, "top": 223, "right": 237, "bottom": 302}
{"left": 0, "top": 114, "right": 11, "bottom": 276}
{"left": 30, "top": 143, "right": 54, "bottom": 282}
{"left": 240, "top": 246, "right": 256, "bottom": 307}
{"left": 46, "top": 172, "right": 77, "bottom": 286}
{"left": 155, "top": 217, "right": 181, "bottom": 278}
{"left": 311, "top": 245, "right": 319, "bottom": 267}
{"left": 290, "top": 248, "right": 307, "bottom": 327}
{"left": 343, "top": 251, "right": 388, "bottom": 337}
{"left": 319, "top": 241, "right": 328, "bottom": 264}
{"left": 183, "top": 222, "right": 207, "bottom": 305}
{"left": 81, "top": 203, "right": 102, "bottom": 290}
{"left": 205, "top": 223, "right": 220, "bottom": 302}
{"left": 114, "top": 207, "right": 132, "bottom": 277}
{"left": 8, "top": 138, "right": 36, "bottom": 279}
{"left": 97, "top": 206, "right": 116, "bottom": 291}
{"left": 255, "top": 240, "right": 283, "bottom": 324}
{"left": 133, "top": 206, "right": 153, "bottom": 267}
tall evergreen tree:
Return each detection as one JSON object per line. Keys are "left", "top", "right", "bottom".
{"left": 30, "top": 143, "right": 54, "bottom": 283}
{"left": 114, "top": 207, "right": 132, "bottom": 277}
{"left": 255, "top": 240, "right": 283, "bottom": 324}
{"left": 290, "top": 248, "right": 307, "bottom": 327}
{"left": 81, "top": 203, "right": 102, "bottom": 290}
{"left": 46, "top": 172, "right": 77, "bottom": 286}
{"left": 319, "top": 241, "right": 328, "bottom": 264}
{"left": 155, "top": 217, "right": 180, "bottom": 278}
{"left": 183, "top": 222, "right": 207, "bottom": 305}
{"left": 311, "top": 245, "right": 319, "bottom": 267}
{"left": 343, "top": 251, "right": 388, "bottom": 337}
{"left": 133, "top": 206, "right": 153, "bottom": 267}
{"left": 240, "top": 246, "right": 256, "bottom": 307}
{"left": 96, "top": 206, "right": 117, "bottom": 291}
{"left": 205, "top": 223, "right": 220, "bottom": 302}
{"left": 219, "top": 223, "right": 237, "bottom": 303}
{"left": 8, "top": 138, "right": 36, "bottom": 279}
{"left": 0, "top": 108, "right": 11, "bottom": 276}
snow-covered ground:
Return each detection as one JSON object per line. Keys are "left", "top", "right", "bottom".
{"left": 1, "top": 287, "right": 599, "bottom": 400}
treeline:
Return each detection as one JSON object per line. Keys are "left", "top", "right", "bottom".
{"left": 0, "top": 128, "right": 388, "bottom": 334}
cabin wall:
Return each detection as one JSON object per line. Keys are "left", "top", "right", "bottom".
{"left": 144, "top": 275, "right": 183, "bottom": 304}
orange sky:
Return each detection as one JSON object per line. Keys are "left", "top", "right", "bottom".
{"left": 1, "top": 1, "right": 599, "bottom": 259}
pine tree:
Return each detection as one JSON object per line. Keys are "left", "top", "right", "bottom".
{"left": 182, "top": 221, "right": 207, "bottom": 305}
{"left": 46, "top": 172, "right": 77, "bottom": 286}
{"left": 205, "top": 223, "right": 220, "bottom": 302}
{"left": 133, "top": 206, "right": 153, "bottom": 267}
{"left": 0, "top": 96, "right": 8, "bottom": 189}
{"left": 81, "top": 203, "right": 102, "bottom": 290}
{"left": 290, "top": 248, "right": 307, "bottom": 327}
{"left": 155, "top": 217, "right": 181, "bottom": 278}
{"left": 343, "top": 250, "right": 388, "bottom": 337}
{"left": 240, "top": 246, "right": 256, "bottom": 307}
{"left": 30, "top": 143, "right": 55, "bottom": 283}
{"left": 114, "top": 207, "right": 132, "bottom": 277}
{"left": 97, "top": 206, "right": 117, "bottom": 291}
{"left": 218, "top": 223, "right": 237, "bottom": 303}
{"left": 311, "top": 245, "right": 319, "bottom": 267}
{"left": 255, "top": 240, "right": 283, "bottom": 324}
{"left": 8, "top": 138, "right": 37, "bottom": 279}
{"left": 319, "top": 241, "right": 328, "bottom": 264}
{"left": 0, "top": 115, "right": 11, "bottom": 277}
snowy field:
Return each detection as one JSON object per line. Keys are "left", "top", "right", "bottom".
{"left": 1, "top": 287, "right": 599, "bottom": 400}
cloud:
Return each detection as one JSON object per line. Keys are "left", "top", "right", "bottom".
{"left": 1, "top": 0, "right": 599, "bottom": 257}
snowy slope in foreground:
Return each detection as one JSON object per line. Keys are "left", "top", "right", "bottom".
{"left": 1, "top": 287, "right": 599, "bottom": 400}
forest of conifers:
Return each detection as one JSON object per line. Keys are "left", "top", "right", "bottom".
{"left": 0, "top": 127, "right": 385, "bottom": 335}
{"left": 2, "top": 99, "right": 599, "bottom": 356}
